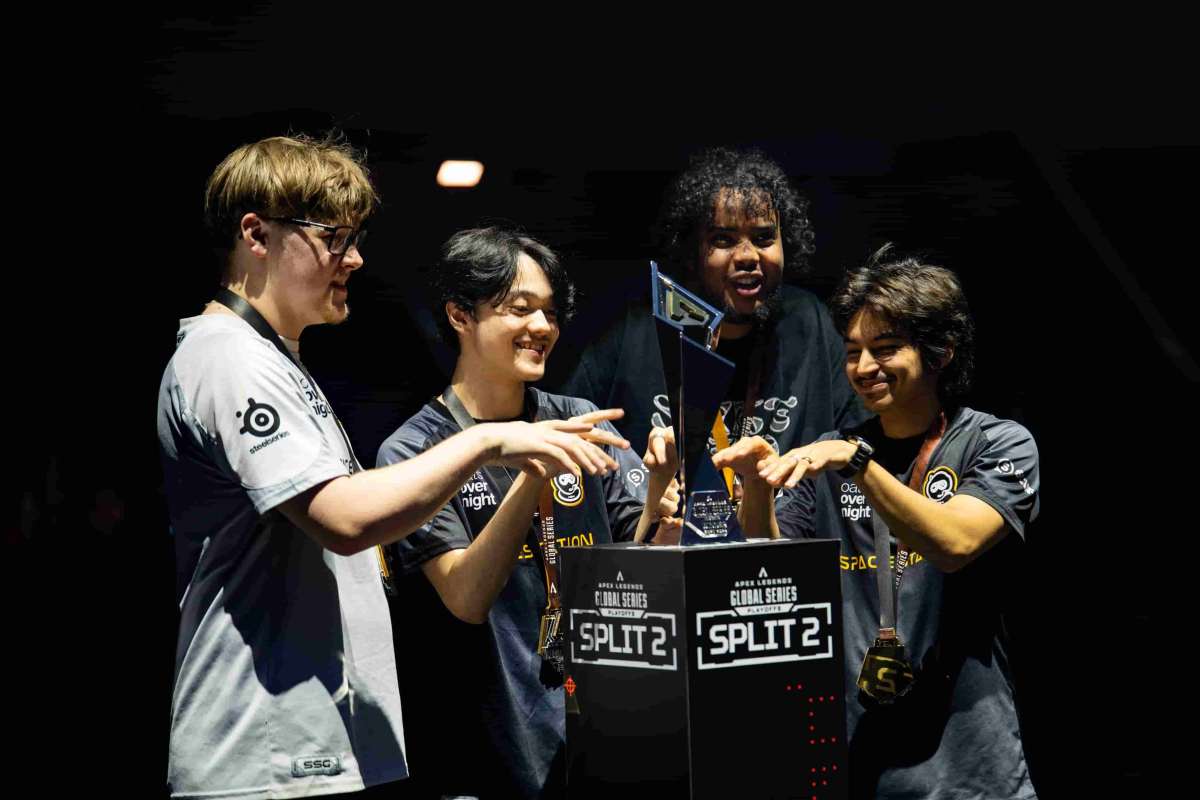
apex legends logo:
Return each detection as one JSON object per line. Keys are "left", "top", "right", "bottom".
{"left": 569, "top": 570, "right": 678, "bottom": 671}
{"left": 695, "top": 566, "right": 833, "bottom": 670}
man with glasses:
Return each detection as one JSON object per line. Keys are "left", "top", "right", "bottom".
{"left": 158, "top": 135, "right": 614, "bottom": 798}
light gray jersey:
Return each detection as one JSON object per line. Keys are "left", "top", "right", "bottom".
{"left": 158, "top": 313, "right": 407, "bottom": 799}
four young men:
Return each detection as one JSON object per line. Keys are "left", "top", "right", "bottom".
{"left": 160, "top": 136, "right": 1040, "bottom": 799}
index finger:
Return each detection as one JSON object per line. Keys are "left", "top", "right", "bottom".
{"left": 570, "top": 408, "right": 625, "bottom": 425}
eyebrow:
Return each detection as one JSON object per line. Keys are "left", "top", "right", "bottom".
{"left": 506, "top": 290, "right": 555, "bottom": 304}
{"left": 844, "top": 331, "right": 903, "bottom": 344}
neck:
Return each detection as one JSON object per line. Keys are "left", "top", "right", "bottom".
{"left": 449, "top": 359, "right": 526, "bottom": 420}
{"left": 718, "top": 319, "right": 753, "bottom": 341}
{"left": 878, "top": 395, "right": 943, "bottom": 439}
{"left": 217, "top": 282, "right": 304, "bottom": 339}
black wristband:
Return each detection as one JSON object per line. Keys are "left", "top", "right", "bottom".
{"left": 837, "top": 436, "right": 874, "bottom": 478}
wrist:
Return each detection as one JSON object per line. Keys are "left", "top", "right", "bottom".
{"left": 836, "top": 436, "right": 874, "bottom": 479}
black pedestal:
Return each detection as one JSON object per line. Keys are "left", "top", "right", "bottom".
{"left": 561, "top": 538, "right": 847, "bottom": 799}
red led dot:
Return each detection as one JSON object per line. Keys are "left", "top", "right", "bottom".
{"left": 831, "top": 736, "right": 838, "bottom": 743}
{"left": 822, "top": 780, "right": 828, "bottom": 786}
{"left": 808, "top": 697, "right": 814, "bottom": 703}
{"left": 832, "top": 764, "right": 838, "bottom": 771}
{"left": 785, "top": 685, "right": 791, "bottom": 691}
{"left": 821, "top": 767, "right": 827, "bottom": 773}
{"left": 809, "top": 725, "right": 815, "bottom": 731}
{"left": 809, "top": 739, "right": 815, "bottom": 745}
{"left": 811, "top": 781, "right": 817, "bottom": 788}
{"left": 828, "top": 695, "right": 835, "bottom": 702}
{"left": 818, "top": 696, "right": 825, "bottom": 702}
{"left": 811, "top": 768, "right": 817, "bottom": 774}
{"left": 808, "top": 711, "right": 815, "bottom": 717}
{"left": 820, "top": 738, "right": 827, "bottom": 743}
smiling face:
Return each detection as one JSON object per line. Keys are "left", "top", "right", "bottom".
{"left": 696, "top": 189, "right": 784, "bottom": 325}
{"left": 265, "top": 216, "right": 364, "bottom": 335}
{"left": 454, "top": 252, "right": 559, "bottom": 388}
{"left": 844, "top": 308, "right": 941, "bottom": 421}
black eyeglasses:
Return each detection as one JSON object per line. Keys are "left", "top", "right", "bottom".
{"left": 263, "top": 216, "right": 367, "bottom": 256}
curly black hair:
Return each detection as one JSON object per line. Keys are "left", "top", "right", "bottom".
{"left": 829, "top": 245, "right": 976, "bottom": 405}
{"left": 434, "top": 226, "right": 576, "bottom": 351}
{"left": 655, "top": 147, "right": 816, "bottom": 277}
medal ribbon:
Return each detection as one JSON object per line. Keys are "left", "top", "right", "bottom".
{"left": 871, "top": 411, "right": 947, "bottom": 635}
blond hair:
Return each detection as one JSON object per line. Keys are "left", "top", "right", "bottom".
{"left": 204, "top": 133, "right": 378, "bottom": 264}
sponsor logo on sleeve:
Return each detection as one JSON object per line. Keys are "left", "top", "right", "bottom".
{"left": 238, "top": 398, "right": 290, "bottom": 454}
{"left": 570, "top": 570, "right": 678, "bottom": 670}
{"left": 291, "top": 755, "right": 342, "bottom": 777}
{"left": 995, "top": 458, "right": 1034, "bottom": 495}
{"left": 695, "top": 567, "right": 833, "bottom": 670}
{"left": 922, "top": 466, "right": 958, "bottom": 503}
{"left": 551, "top": 472, "right": 584, "bottom": 507}
{"left": 839, "top": 480, "right": 873, "bottom": 521}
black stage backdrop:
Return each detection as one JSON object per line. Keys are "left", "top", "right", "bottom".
{"left": 11, "top": 11, "right": 1189, "bottom": 797}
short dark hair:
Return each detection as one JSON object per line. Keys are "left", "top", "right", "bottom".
{"left": 829, "top": 246, "right": 976, "bottom": 405}
{"left": 434, "top": 227, "right": 575, "bottom": 350}
{"left": 655, "top": 147, "right": 816, "bottom": 277}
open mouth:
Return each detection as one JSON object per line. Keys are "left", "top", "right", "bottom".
{"left": 729, "top": 274, "right": 763, "bottom": 298}
{"left": 516, "top": 341, "right": 547, "bottom": 357}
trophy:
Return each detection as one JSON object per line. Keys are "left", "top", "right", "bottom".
{"left": 650, "top": 262, "right": 744, "bottom": 546}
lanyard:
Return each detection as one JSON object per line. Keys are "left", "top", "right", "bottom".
{"left": 870, "top": 411, "right": 947, "bottom": 635}
{"left": 211, "top": 290, "right": 390, "bottom": 584}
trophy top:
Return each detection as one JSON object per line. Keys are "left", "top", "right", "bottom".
{"left": 650, "top": 261, "right": 724, "bottom": 350}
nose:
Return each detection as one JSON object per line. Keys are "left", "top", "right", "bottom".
{"left": 854, "top": 348, "right": 879, "bottom": 376}
{"left": 732, "top": 238, "right": 759, "bottom": 269}
{"left": 340, "top": 243, "right": 365, "bottom": 271}
{"left": 528, "top": 309, "right": 554, "bottom": 334}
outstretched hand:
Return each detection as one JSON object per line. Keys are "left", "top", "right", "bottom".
{"left": 710, "top": 435, "right": 777, "bottom": 481}
{"left": 485, "top": 420, "right": 620, "bottom": 479}
{"left": 756, "top": 440, "right": 857, "bottom": 488}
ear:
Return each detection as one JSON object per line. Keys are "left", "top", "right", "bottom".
{"left": 937, "top": 346, "right": 955, "bottom": 371}
{"left": 445, "top": 301, "right": 473, "bottom": 335}
{"left": 239, "top": 213, "right": 269, "bottom": 259}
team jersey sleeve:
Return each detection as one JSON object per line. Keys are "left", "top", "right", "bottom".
{"left": 954, "top": 418, "right": 1040, "bottom": 540}
{"left": 600, "top": 417, "right": 649, "bottom": 542}
{"left": 377, "top": 424, "right": 473, "bottom": 572}
{"left": 192, "top": 336, "right": 350, "bottom": 514}
{"left": 773, "top": 476, "right": 818, "bottom": 539}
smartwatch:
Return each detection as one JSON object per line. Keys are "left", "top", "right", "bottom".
{"left": 837, "top": 436, "right": 875, "bottom": 478}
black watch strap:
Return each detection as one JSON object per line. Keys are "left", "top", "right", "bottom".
{"left": 837, "top": 436, "right": 874, "bottom": 478}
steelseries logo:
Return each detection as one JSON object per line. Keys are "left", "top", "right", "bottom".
{"left": 569, "top": 571, "right": 678, "bottom": 670}
{"left": 695, "top": 567, "right": 833, "bottom": 670}
{"left": 292, "top": 755, "right": 342, "bottom": 777}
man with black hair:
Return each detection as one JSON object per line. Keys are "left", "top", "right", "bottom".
{"left": 377, "top": 227, "right": 678, "bottom": 799}
{"left": 564, "top": 147, "right": 866, "bottom": 468}
{"left": 158, "top": 137, "right": 614, "bottom": 799}
{"left": 714, "top": 250, "right": 1040, "bottom": 799}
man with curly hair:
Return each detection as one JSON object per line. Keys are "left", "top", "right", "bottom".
{"left": 564, "top": 148, "right": 866, "bottom": 475}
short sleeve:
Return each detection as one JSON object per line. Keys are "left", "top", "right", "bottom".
{"left": 376, "top": 424, "right": 472, "bottom": 572}
{"left": 774, "top": 478, "right": 817, "bottom": 539}
{"left": 601, "top": 417, "right": 649, "bottom": 541}
{"left": 186, "top": 335, "right": 349, "bottom": 514}
{"left": 954, "top": 418, "right": 1040, "bottom": 540}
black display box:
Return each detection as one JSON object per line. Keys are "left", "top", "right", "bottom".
{"left": 561, "top": 538, "right": 847, "bottom": 799}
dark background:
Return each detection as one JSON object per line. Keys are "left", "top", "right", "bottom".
{"left": 9, "top": 9, "right": 1189, "bottom": 797}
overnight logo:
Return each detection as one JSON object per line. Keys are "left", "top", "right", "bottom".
{"left": 459, "top": 470, "right": 498, "bottom": 511}
{"left": 695, "top": 566, "right": 833, "bottom": 670}
{"left": 569, "top": 570, "right": 678, "bottom": 670}
{"left": 839, "top": 480, "right": 872, "bottom": 521}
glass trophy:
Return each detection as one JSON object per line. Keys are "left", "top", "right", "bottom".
{"left": 650, "top": 262, "right": 744, "bottom": 546}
